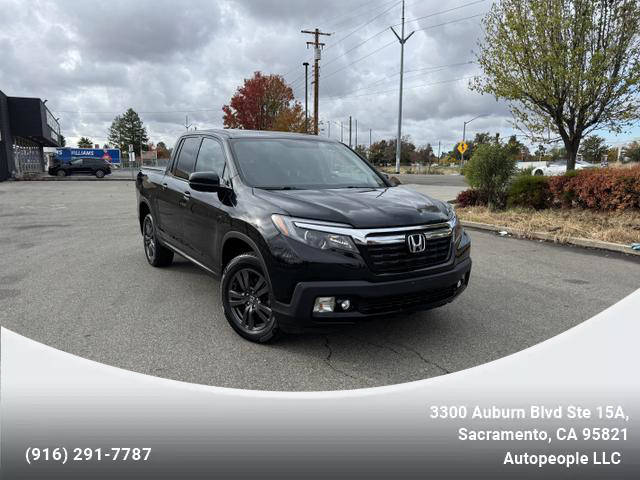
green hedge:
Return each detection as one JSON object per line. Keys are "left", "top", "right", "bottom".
{"left": 507, "top": 175, "right": 552, "bottom": 210}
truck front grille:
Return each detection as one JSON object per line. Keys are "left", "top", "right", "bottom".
{"left": 358, "top": 285, "right": 457, "bottom": 315}
{"left": 364, "top": 236, "right": 452, "bottom": 273}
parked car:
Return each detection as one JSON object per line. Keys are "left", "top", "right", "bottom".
{"left": 48, "top": 157, "right": 112, "bottom": 178}
{"left": 532, "top": 159, "right": 598, "bottom": 176}
{"left": 135, "top": 130, "right": 472, "bottom": 343}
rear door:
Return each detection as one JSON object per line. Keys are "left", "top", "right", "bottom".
{"left": 68, "top": 158, "right": 84, "bottom": 174}
{"left": 183, "top": 136, "right": 230, "bottom": 267}
{"left": 154, "top": 136, "right": 201, "bottom": 248}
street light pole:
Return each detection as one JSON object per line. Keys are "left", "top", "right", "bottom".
{"left": 461, "top": 114, "right": 487, "bottom": 165}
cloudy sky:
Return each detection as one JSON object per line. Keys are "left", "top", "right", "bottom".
{"left": 1, "top": 0, "right": 637, "bottom": 152}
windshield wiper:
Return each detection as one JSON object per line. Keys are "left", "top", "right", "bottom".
{"left": 257, "top": 186, "right": 301, "bottom": 190}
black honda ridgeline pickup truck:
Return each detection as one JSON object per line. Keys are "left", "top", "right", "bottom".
{"left": 136, "top": 130, "right": 471, "bottom": 343}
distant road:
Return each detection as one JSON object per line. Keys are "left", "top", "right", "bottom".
{"left": 396, "top": 174, "right": 468, "bottom": 187}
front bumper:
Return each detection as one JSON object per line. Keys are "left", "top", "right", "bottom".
{"left": 272, "top": 257, "right": 471, "bottom": 333}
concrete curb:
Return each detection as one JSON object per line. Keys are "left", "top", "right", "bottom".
{"left": 16, "top": 176, "right": 133, "bottom": 182}
{"left": 461, "top": 220, "right": 640, "bottom": 257}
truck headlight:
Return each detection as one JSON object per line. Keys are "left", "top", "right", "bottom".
{"left": 446, "top": 204, "right": 463, "bottom": 243}
{"left": 271, "top": 214, "right": 356, "bottom": 252}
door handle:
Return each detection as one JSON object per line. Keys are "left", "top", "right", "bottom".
{"left": 179, "top": 191, "right": 191, "bottom": 207}
{"left": 161, "top": 183, "right": 168, "bottom": 190}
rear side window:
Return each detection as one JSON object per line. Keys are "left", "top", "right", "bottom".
{"left": 195, "top": 138, "right": 226, "bottom": 176}
{"left": 174, "top": 137, "right": 201, "bottom": 180}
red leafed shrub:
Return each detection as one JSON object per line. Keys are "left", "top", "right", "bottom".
{"left": 456, "top": 188, "right": 488, "bottom": 207}
{"left": 548, "top": 170, "right": 579, "bottom": 208}
{"left": 550, "top": 166, "right": 640, "bottom": 210}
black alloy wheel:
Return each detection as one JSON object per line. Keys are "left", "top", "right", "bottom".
{"left": 221, "top": 253, "right": 279, "bottom": 343}
{"left": 142, "top": 213, "right": 174, "bottom": 267}
{"left": 143, "top": 215, "right": 156, "bottom": 262}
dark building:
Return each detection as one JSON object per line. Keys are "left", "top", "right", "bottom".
{"left": 0, "top": 90, "right": 61, "bottom": 181}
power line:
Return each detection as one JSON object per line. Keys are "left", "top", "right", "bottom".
{"left": 325, "top": 1, "right": 401, "bottom": 52}
{"left": 322, "top": 40, "right": 396, "bottom": 82}
{"left": 394, "top": 0, "right": 487, "bottom": 27}
{"left": 54, "top": 108, "right": 220, "bottom": 115}
{"left": 283, "top": 0, "right": 398, "bottom": 84}
{"left": 320, "top": 12, "right": 485, "bottom": 83}
{"left": 324, "top": 76, "right": 477, "bottom": 102}
{"left": 336, "top": 60, "right": 475, "bottom": 97}
{"left": 324, "top": 0, "right": 398, "bottom": 31}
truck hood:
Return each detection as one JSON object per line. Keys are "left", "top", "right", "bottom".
{"left": 252, "top": 186, "right": 450, "bottom": 228}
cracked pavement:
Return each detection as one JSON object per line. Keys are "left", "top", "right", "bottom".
{"left": 1, "top": 181, "right": 638, "bottom": 391}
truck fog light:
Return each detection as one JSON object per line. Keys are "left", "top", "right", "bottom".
{"left": 456, "top": 279, "right": 463, "bottom": 288}
{"left": 314, "top": 297, "right": 335, "bottom": 313}
{"left": 339, "top": 299, "right": 351, "bottom": 311}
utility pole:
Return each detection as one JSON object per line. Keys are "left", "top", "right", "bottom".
{"left": 303, "top": 62, "right": 309, "bottom": 133}
{"left": 369, "top": 128, "right": 372, "bottom": 158}
{"left": 183, "top": 115, "right": 193, "bottom": 131}
{"left": 391, "top": 0, "right": 415, "bottom": 173}
{"left": 355, "top": 119, "right": 358, "bottom": 148}
{"left": 340, "top": 121, "right": 344, "bottom": 142}
{"left": 328, "top": 121, "right": 330, "bottom": 138}
{"left": 302, "top": 28, "right": 331, "bottom": 135}
{"left": 349, "top": 116, "right": 352, "bottom": 147}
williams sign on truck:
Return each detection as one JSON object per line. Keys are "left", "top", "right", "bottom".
{"left": 56, "top": 148, "right": 121, "bottom": 164}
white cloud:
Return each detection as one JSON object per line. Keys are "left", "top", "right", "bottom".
{"left": 0, "top": 0, "right": 536, "bottom": 150}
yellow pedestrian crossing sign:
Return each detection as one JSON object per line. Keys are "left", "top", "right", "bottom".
{"left": 457, "top": 142, "right": 468, "bottom": 154}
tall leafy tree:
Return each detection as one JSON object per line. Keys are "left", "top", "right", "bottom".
{"left": 622, "top": 141, "right": 640, "bottom": 163}
{"left": 108, "top": 108, "right": 149, "bottom": 155}
{"left": 473, "top": 0, "right": 640, "bottom": 171}
{"left": 579, "top": 135, "right": 610, "bottom": 163}
{"left": 222, "top": 72, "right": 306, "bottom": 132}
{"left": 156, "top": 141, "right": 170, "bottom": 159}
{"left": 77, "top": 137, "right": 93, "bottom": 148}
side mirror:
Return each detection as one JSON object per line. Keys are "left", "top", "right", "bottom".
{"left": 388, "top": 175, "right": 401, "bottom": 186}
{"left": 189, "top": 171, "right": 226, "bottom": 192}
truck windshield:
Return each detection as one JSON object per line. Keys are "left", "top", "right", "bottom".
{"left": 230, "top": 138, "right": 387, "bottom": 190}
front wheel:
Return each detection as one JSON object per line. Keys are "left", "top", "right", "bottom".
{"left": 142, "top": 213, "right": 174, "bottom": 267}
{"left": 533, "top": 169, "right": 544, "bottom": 176}
{"left": 221, "top": 253, "right": 280, "bottom": 343}
{"left": 95, "top": 170, "right": 105, "bottom": 178}
{"left": 57, "top": 170, "right": 67, "bottom": 177}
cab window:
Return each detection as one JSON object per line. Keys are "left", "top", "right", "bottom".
{"left": 173, "top": 137, "right": 201, "bottom": 180}
{"left": 195, "top": 138, "right": 226, "bottom": 177}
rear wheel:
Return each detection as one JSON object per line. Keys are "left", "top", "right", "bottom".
{"left": 221, "top": 253, "right": 280, "bottom": 343}
{"left": 57, "top": 170, "right": 67, "bottom": 177}
{"left": 534, "top": 169, "right": 544, "bottom": 176}
{"left": 95, "top": 170, "right": 105, "bottom": 178}
{"left": 142, "top": 213, "right": 173, "bottom": 267}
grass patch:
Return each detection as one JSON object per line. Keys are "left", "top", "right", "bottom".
{"left": 457, "top": 206, "right": 640, "bottom": 245}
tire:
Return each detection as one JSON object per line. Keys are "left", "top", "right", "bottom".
{"left": 95, "top": 170, "right": 105, "bottom": 178}
{"left": 142, "top": 213, "right": 174, "bottom": 267}
{"left": 534, "top": 169, "right": 544, "bottom": 176}
{"left": 221, "top": 253, "right": 280, "bottom": 343}
{"left": 57, "top": 170, "right": 67, "bottom": 177}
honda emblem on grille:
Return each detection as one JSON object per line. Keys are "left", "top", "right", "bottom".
{"left": 406, "top": 233, "right": 426, "bottom": 253}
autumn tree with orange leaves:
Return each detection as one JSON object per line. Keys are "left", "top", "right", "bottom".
{"left": 222, "top": 72, "right": 308, "bottom": 133}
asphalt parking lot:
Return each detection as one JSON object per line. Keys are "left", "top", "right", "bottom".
{"left": 1, "top": 181, "right": 638, "bottom": 391}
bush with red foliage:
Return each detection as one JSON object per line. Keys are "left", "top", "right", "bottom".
{"left": 456, "top": 189, "right": 488, "bottom": 208}
{"left": 550, "top": 166, "right": 640, "bottom": 210}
